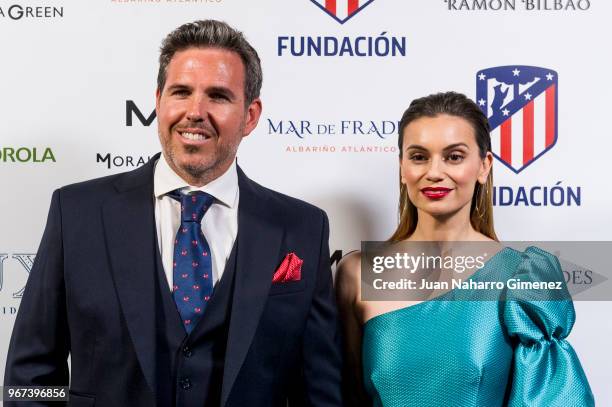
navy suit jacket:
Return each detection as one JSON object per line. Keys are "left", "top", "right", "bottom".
{"left": 4, "top": 154, "right": 343, "bottom": 406}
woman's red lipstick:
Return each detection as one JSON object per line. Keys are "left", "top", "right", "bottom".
{"left": 421, "top": 187, "right": 452, "bottom": 199}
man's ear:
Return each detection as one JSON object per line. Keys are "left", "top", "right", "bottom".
{"left": 155, "top": 88, "right": 161, "bottom": 115}
{"left": 242, "top": 98, "right": 263, "bottom": 137}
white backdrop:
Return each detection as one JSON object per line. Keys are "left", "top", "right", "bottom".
{"left": 1, "top": 0, "right": 610, "bottom": 403}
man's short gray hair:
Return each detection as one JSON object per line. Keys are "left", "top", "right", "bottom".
{"left": 157, "top": 20, "right": 263, "bottom": 105}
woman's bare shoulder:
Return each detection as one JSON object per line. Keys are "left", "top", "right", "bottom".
{"left": 335, "top": 250, "right": 363, "bottom": 299}
{"left": 336, "top": 250, "right": 362, "bottom": 280}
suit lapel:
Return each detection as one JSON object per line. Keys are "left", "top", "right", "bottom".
{"left": 101, "top": 155, "right": 160, "bottom": 398}
{"left": 221, "top": 167, "right": 284, "bottom": 406}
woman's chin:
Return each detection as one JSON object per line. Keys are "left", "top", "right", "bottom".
{"left": 417, "top": 204, "right": 462, "bottom": 219}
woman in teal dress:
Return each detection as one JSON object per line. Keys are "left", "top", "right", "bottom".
{"left": 335, "top": 92, "right": 594, "bottom": 406}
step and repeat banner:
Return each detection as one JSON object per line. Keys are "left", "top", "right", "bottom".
{"left": 1, "top": 0, "right": 610, "bottom": 403}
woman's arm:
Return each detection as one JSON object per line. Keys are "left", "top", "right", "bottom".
{"left": 336, "top": 251, "right": 371, "bottom": 406}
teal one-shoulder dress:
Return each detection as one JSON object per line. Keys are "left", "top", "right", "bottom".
{"left": 362, "top": 247, "right": 594, "bottom": 407}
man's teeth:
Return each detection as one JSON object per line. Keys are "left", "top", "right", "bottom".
{"left": 182, "top": 132, "right": 208, "bottom": 141}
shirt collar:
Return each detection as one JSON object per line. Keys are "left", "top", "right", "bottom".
{"left": 153, "top": 153, "right": 238, "bottom": 208}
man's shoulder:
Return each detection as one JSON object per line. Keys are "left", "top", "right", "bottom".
{"left": 60, "top": 173, "right": 120, "bottom": 195}
{"left": 265, "top": 186, "right": 323, "bottom": 216}
{"left": 57, "top": 163, "right": 152, "bottom": 204}
{"left": 244, "top": 175, "right": 327, "bottom": 225}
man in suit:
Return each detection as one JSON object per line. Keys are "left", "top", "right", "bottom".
{"left": 4, "top": 20, "right": 343, "bottom": 406}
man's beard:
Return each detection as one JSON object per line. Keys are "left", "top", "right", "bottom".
{"left": 159, "top": 121, "right": 244, "bottom": 183}
{"left": 181, "top": 147, "right": 212, "bottom": 180}
{"left": 169, "top": 142, "right": 238, "bottom": 183}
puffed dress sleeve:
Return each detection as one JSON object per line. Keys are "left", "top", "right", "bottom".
{"left": 503, "top": 247, "right": 594, "bottom": 407}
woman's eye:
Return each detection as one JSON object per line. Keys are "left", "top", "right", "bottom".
{"left": 409, "top": 154, "right": 427, "bottom": 162}
{"left": 446, "top": 153, "right": 464, "bottom": 162}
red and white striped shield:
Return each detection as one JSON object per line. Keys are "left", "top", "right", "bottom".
{"left": 476, "top": 66, "right": 558, "bottom": 174}
{"left": 310, "top": 0, "right": 376, "bottom": 24}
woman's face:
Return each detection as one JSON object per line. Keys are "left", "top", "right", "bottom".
{"left": 400, "top": 114, "right": 492, "bottom": 219}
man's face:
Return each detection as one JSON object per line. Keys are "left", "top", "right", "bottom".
{"left": 156, "top": 47, "right": 262, "bottom": 186}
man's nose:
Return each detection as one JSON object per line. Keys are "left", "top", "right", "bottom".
{"left": 186, "top": 95, "right": 206, "bottom": 122}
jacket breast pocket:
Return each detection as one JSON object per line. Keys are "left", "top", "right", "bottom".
{"left": 69, "top": 391, "right": 95, "bottom": 407}
{"left": 268, "top": 279, "right": 306, "bottom": 296}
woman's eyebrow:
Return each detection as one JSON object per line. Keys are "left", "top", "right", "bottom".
{"left": 406, "top": 143, "right": 470, "bottom": 151}
{"left": 406, "top": 144, "right": 427, "bottom": 150}
{"left": 443, "top": 143, "right": 470, "bottom": 151}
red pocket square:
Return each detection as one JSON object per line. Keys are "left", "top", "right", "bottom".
{"left": 272, "top": 253, "right": 303, "bottom": 283}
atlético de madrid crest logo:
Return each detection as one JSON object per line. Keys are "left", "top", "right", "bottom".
{"left": 476, "top": 66, "right": 558, "bottom": 174}
{"left": 310, "top": 0, "right": 376, "bottom": 24}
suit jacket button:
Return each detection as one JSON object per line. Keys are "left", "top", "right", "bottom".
{"left": 182, "top": 345, "right": 192, "bottom": 358}
{"left": 180, "top": 378, "right": 192, "bottom": 390}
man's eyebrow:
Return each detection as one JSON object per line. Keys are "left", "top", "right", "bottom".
{"left": 207, "top": 86, "right": 236, "bottom": 99}
{"left": 166, "top": 83, "right": 191, "bottom": 92}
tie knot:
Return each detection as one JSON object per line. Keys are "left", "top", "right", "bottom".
{"left": 169, "top": 190, "right": 214, "bottom": 223}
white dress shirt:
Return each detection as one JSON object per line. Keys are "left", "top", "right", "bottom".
{"left": 153, "top": 154, "right": 239, "bottom": 291}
